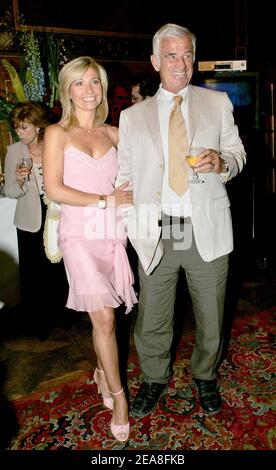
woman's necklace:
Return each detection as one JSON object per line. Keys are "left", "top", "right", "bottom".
{"left": 80, "top": 125, "right": 98, "bottom": 136}
{"left": 28, "top": 145, "right": 42, "bottom": 162}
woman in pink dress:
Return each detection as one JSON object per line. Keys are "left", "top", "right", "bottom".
{"left": 43, "top": 56, "right": 137, "bottom": 442}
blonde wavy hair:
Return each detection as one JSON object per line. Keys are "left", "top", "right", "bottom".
{"left": 58, "top": 56, "right": 109, "bottom": 129}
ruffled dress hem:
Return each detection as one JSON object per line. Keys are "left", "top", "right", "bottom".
{"left": 66, "top": 288, "right": 137, "bottom": 314}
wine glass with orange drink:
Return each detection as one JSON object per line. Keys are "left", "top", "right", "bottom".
{"left": 186, "top": 147, "right": 205, "bottom": 184}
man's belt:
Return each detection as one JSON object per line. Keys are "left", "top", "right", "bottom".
{"left": 158, "top": 216, "right": 191, "bottom": 227}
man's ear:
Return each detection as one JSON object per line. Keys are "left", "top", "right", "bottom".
{"left": 150, "top": 54, "right": 159, "bottom": 72}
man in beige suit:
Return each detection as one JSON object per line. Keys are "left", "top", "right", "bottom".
{"left": 117, "top": 23, "right": 246, "bottom": 416}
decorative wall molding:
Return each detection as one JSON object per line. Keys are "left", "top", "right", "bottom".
{"left": 0, "top": 1, "right": 152, "bottom": 62}
{"left": 13, "top": 0, "right": 152, "bottom": 38}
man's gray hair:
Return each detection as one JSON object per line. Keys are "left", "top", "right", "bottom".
{"left": 152, "top": 23, "right": 196, "bottom": 64}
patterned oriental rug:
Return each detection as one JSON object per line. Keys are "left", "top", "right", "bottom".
{"left": 7, "top": 309, "right": 275, "bottom": 451}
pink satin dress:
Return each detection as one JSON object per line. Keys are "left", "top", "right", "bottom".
{"left": 58, "top": 146, "right": 137, "bottom": 314}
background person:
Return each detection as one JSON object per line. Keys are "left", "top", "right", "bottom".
{"left": 109, "top": 84, "right": 131, "bottom": 126}
{"left": 4, "top": 101, "right": 69, "bottom": 340}
{"left": 117, "top": 23, "right": 246, "bottom": 417}
{"left": 131, "top": 74, "right": 159, "bottom": 104}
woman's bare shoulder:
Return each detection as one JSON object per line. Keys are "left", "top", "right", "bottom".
{"left": 45, "top": 122, "right": 67, "bottom": 137}
{"left": 45, "top": 123, "right": 70, "bottom": 148}
{"left": 104, "top": 124, "right": 119, "bottom": 146}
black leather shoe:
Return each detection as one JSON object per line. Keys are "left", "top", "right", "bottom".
{"left": 194, "top": 378, "right": 222, "bottom": 414}
{"left": 132, "top": 381, "right": 168, "bottom": 417}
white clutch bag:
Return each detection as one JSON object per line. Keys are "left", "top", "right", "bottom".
{"left": 43, "top": 200, "right": 62, "bottom": 263}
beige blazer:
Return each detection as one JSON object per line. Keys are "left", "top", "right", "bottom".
{"left": 117, "top": 84, "right": 246, "bottom": 274}
{"left": 4, "top": 141, "right": 42, "bottom": 232}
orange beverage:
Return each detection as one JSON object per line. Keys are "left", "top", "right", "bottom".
{"left": 186, "top": 156, "right": 200, "bottom": 167}
{"left": 186, "top": 147, "right": 205, "bottom": 184}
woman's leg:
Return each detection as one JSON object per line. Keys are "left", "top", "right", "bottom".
{"left": 89, "top": 307, "right": 128, "bottom": 426}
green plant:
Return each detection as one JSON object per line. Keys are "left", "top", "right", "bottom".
{"left": 45, "top": 34, "right": 68, "bottom": 108}
{"left": 1, "top": 59, "right": 27, "bottom": 102}
{"left": 0, "top": 17, "right": 70, "bottom": 129}
{"left": 0, "top": 97, "right": 19, "bottom": 141}
{"left": 19, "top": 21, "right": 45, "bottom": 101}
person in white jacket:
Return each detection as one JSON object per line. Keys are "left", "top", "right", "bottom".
{"left": 117, "top": 23, "right": 246, "bottom": 417}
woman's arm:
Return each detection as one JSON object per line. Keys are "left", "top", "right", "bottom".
{"left": 106, "top": 125, "right": 119, "bottom": 147}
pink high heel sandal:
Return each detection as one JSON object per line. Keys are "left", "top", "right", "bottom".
{"left": 110, "top": 388, "right": 130, "bottom": 442}
{"left": 93, "top": 368, "right": 113, "bottom": 410}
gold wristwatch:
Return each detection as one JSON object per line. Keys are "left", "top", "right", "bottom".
{"left": 98, "top": 195, "right": 107, "bottom": 209}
